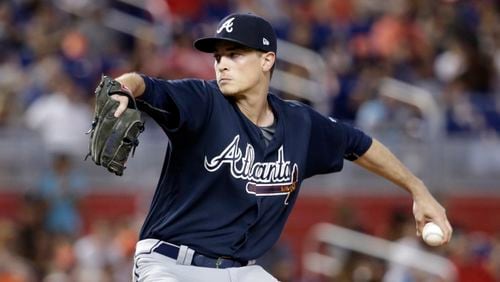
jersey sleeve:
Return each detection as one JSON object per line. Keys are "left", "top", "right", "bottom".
{"left": 304, "top": 109, "right": 373, "bottom": 178}
{"left": 136, "top": 75, "right": 212, "bottom": 134}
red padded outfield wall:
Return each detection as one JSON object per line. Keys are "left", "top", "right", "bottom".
{"left": 1, "top": 191, "right": 499, "bottom": 236}
{"left": 1, "top": 190, "right": 499, "bottom": 277}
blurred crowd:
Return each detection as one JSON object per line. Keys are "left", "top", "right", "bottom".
{"left": 1, "top": 0, "right": 500, "bottom": 153}
{"left": 0, "top": 152, "right": 139, "bottom": 281}
{"left": 0, "top": 196, "right": 139, "bottom": 282}
{"left": 1, "top": 0, "right": 500, "bottom": 281}
{"left": 298, "top": 208, "right": 500, "bottom": 282}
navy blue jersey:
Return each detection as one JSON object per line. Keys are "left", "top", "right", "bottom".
{"left": 136, "top": 76, "right": 372, "bottom": 261}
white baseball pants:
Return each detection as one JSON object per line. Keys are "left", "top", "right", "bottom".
{"left": 133, "top": 239, "right": 278, "bottom": 282}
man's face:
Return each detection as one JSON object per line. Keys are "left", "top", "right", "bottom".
{"left": 213, "top": 41, "right": 266, "bottom": 96}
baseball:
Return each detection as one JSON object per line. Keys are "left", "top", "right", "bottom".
{"left": 422, "top": 222, "right": 445, "bottom": 246}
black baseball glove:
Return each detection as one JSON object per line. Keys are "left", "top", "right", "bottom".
{"left": 85, "top": 76, "right": 144, "bottom": 176}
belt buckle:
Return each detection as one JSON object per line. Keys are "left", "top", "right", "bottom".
{"left": 215, "top": 256, "right": 236, "bottom": 268}
{"left": 215, "top": 257, "right": 224, "bottom": 269}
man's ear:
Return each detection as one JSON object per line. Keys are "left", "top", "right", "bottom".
{"left": 261, "top": 52, "right": 276, "bottom": 72}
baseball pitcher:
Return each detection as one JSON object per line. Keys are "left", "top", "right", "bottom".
{"left": 104, "top": 13, "right": 452, "bottom": 282}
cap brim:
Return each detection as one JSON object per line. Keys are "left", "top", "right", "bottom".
{"left": 193, "top": 37, "right": 256, "bottom": 53}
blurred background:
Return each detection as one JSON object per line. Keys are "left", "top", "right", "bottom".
{"left": 0, "top": 0, "right": 499, "bottom": 281}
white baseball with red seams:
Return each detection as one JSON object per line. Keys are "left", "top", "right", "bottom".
{"left": 422, "top": 222, "right": 445, "bottom": 246}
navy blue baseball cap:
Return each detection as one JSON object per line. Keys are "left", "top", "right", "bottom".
{"left": 194, "top": 13, "right": 277, "bottom": 54}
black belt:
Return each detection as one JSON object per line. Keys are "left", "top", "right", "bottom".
{"left": 153, "top": 243, "right": 249, "bottom": 269}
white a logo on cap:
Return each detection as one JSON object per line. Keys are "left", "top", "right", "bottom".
{"left": 263, "top": 37, "right": 270, "bottom": 46}
{"left": 217, "top": 17, "right": 235, "bottom": 33}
